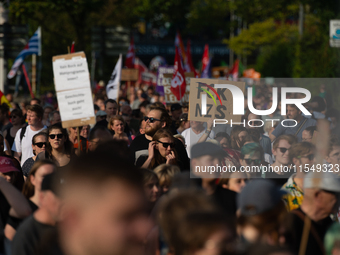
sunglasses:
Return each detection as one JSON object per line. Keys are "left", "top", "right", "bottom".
{"left": 157, "top": 140, "right": 175, "bottom": 149}
{"left": 298, "top": 154, "right": 315, "bottom": 161}
{"left": 49, "top": 134, "right": 63, "bottom": 139}
{"left": 144, "top": 116, "right": 161, "bottom": 123}
{"left": 34, "top": 142, "right": 46, "bottom": 148}
{"left": 244, "top": 158, "right": 262, "bottom": 165}
{"left": 278, "top": 147, "right": 289, "bottom": 154}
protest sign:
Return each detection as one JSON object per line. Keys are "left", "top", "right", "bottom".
{"left": 121, "top": 68, "right": 138, "bottom": 81}
{"left": 156, "top": 66, "right": 174, "bottom": 96}
{"left": 52, "top": 52, "right": 95, "bottom": 128}
{"left": 163, "top": 73, "right": 194, "bottom": 103}
{"left": 188, "top": 78, "right": 245, "bottom": 122}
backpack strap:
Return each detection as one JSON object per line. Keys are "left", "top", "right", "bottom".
{"left": 291, "top": 210, "right": 325, "bottom": 255}
{"left": 294, "top": 118, "right": 308, "bottom": 137}
{"left": 20, "top": 125, "right": 27, "bottom": 143}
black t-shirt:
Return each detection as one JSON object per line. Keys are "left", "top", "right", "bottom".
{"left": 7, "top": 200, "right": 38, "bottom": 230}
{"left": 212, "top": 185, "right": 237, "bottom": 216}
{"left": 287, "top": 208, "right": 333, "bottom": 255}
{"left": 12, "top": 215, "right": 55, "bottom": 255}
{"left": 266, "top": 170, "right": 292, "bottom": 187}
{"left": 0, "top": 192, "right": 10, "bottom": 253}
{"left": 129, "top": 134, "right": 190, "bottom": 170}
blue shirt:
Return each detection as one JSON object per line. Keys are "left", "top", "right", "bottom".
{"left": 272, "top": 117, "right": 317, "bottom": 142}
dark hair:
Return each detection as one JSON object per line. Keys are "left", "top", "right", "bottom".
{"left": 32, "top": 132, "right": 48, "bottom": 155}
{"left": 304, "top": 125, "right": 317, "bottom": 136}
{"left": 247, "top": 129, "right": 261, "bottom": 142}
{"left": 26, "top": 104, "right": 44, "bottom": 120}
{"left": 89, "top": 126, "right": 111, "bottom": 141}
{"left": 150, "top": 107, "right": 172, "bottom": 128}
{"left": 94, "top": 104, "right": 99, "bottom": 112}
{"left": 104, "top": 99, "right": 117, "bottom": 108}
{"left": 22, "top": 160, "right": 56, "bottom": 199}
{"left": 0, "top": 103, "right": 9, "bottom": 117}
{"left": 46, "top": 124, "right": 73, "bottom": 158}
{"left": 139, "top": 100, "right": 150, "bottom": 109}
{"left": 289, "top": 142, "right": 315, "bottom": 163}
{"left": 230, "top": 126, "right": 248, "bottom": 150}
{"left": 93, "top": 140, "right": 129, "bottom": 160}
{"left": 63, "top": 150, "right": 143, "bottom": 193}
{"left": 10, "top": 108, "right": 23, "bottom": 119}
{"left": 30, "top": 98, "right": 41, "bottom": 105}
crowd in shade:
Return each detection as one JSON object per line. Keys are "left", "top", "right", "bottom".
{"left": 0, "top": 82, "right": 340, "bottom": 255}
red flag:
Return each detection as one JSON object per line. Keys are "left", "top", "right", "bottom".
{"left": 175, "top": 31, "right": 186, "bottom": 66}
{"left": 186, "top": 40, "right": 198, "bottom": 77}
{"left": 125, "top": 37, "right": 135, "bottom": 68}
{"left": 171, "top": 47, "right": 186, "bottom": 101}
{"left": 229, "top": 59, "right": 239, "bottom": 81}
{"left": 70, "top": 41, "right": 75, "bottom": 53}
{"left": 134, "top": 57, "right": 148, "bottom": 84}
{"left": 201, "top": 44, "right": 209, "bottom": 73}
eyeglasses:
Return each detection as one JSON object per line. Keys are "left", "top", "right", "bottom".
{"left": 278, "top": 147, "right": 289, "bottom": 154}
{"left": 298, "top": 154, "right": 315, "bottom": 161}
{"left": 34, "top": 142, "right": 46, "bottom": 148}
{"left": 144, "top": 116, "right": 161, "bottom": 123}
{"left": 49, "top": 134, "right": 63, "bottom": 139}
{"left": 157, "top": 140, "right": 175, "bottom": 149}
{"left": 244, "top": 158, "right": 262, "bottom": 165}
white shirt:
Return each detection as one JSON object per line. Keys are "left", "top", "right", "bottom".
{"left": 181, "top": 128, "right": 215, "bottom": 158}
{"left": 12, "top": 125, "right": 47, "bottom": 166}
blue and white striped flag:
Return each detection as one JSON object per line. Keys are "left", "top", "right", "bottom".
{"left": 7, "top": 27, "right": 41, "bottom": 79}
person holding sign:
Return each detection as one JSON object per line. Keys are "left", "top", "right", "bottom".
{"left": 136, "top": 129, "right": 182, "bottom": 170}
{"left": 37, "top": 124, "right": 73, "bottom": 169}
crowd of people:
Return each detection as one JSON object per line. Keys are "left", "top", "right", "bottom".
{"left": 0, "top": 82, "right": 340, "bottom": 255}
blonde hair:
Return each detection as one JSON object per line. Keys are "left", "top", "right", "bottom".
{"left": 154, "top": 164, "right": 180, "bottom": 187}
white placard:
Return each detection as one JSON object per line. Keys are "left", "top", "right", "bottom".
{"left": 330, "top": 20, "right": 340, "bottom": 48}
{"left": 53, "top": 57, "right": 90, "bottom": 91}
{"left": 57, "top": 88, "right": 95, "bottom": 122}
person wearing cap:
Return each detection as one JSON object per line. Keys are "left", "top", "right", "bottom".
{"left": 176, "top": 113, "right": 190, "bottom": 134}
{"left": 12, "top": 172, "right": 63, "bottom": 255}
{"left": 191, "top": 142, "right": 237, "bottom": 215}
{"left": 282, "top": 142, "right": 315, "bottom": 211}
{"left": 286, "top": 171, "right": 340, "bottom": 255}
{"left": 95, "top": 110, "right": 107, "bottom": 123}
{"left": 237, "top": 179, "right": 287, "bottom": 246}
{"left": 0, "top": 157, "right": 31, "bottom": 254}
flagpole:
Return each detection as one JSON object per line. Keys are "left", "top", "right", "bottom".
{"left": 32, "top": 54, "right": 36, "bottom": 95}
{"left": 22, "top": 63, "right": 34, "bottom": 99}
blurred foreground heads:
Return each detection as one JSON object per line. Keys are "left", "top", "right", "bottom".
{"left": 58, "top": 150, "right": 152, "bottom": 255}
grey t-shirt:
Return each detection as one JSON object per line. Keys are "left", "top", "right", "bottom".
{"left": 271, "top": 117, "right": 317, "bottom": 142}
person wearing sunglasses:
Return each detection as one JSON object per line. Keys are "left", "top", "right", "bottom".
{"left": 3, "top": 109, "right": 25, "bottom": 152}
{"left": 267, "top": 135, "right": 297, "bottom": 186}
{"left": 22, "top": 132, "right": 48, "bottom": 178}
{"left": 282, "top": 142, "right": 315, "bottom": 211}
{"left": 37, "top": 124, "right": 73, "bottom": 169}
{"left": 239, "top": 142, "right": 264, "bottom": 178}
{"left": 129, "top": 107, "right": 190, "bottom": 170}
{"left": 136, "top": 129, "right": 181, "bottom": 170}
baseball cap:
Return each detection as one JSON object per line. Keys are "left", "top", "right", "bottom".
{"left": 238, "top": 179, "right": 286, "bottom": 216}
{"left": 0, "top": 157, "right": 20, "bottom": 174}
{"left": 191, "top": 142, "right": 227, "bottom": 159}
{"left": 41, "top": 172, "right": 64, "bottom": 197}
{"left": 304, "top": 171, "right": 340, "bottom": 193}
{"left": 171, "top": 103, "right": 182, "bottom": 112}
{"left": 95, "top": 110, "right": 107, "bottom": 117}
